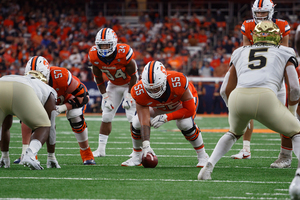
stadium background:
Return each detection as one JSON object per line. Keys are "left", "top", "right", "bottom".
{"left": 0, "top": 0, "right": 299, "bottom": 113}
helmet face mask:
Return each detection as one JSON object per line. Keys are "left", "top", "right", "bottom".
{"left": 24, "top": 56, "right": 50, "bottom": 83}
{"left": 252, "top": 20, "right": 282, "bottom": 45}
{"left": 95, "top": 28, "right": 118, "bottom": 57}
{"left": 252, "top": 0, "right": 275, "bottom": 24}
{"left": 142, "top": 61, "right": 167, "bottom": 99}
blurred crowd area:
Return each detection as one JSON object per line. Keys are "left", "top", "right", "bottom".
{"left": 0, "top": 0, "right": 300, "bottom": 83}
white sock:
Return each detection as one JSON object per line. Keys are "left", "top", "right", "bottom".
{"left": 98, "top": 134, "right": 108, "bottom": 145}
{"left": 97, "top": 134, "right": 108, "bottom": 153}
{"left": 292, "top": 134, "right": 300, "bottom": 161}
{"left": 280, "top": 147, "right": 292, "bottom": 157}
{"left": 196, "top": 146, "right": 207, "bottom": 158}
{"left": 132, "top": 138, "right": 142, "bottom": 150}
{"left": 208, "top": 132, "right": 237, "bottom": 166}
{"left": 243, "top": 140, "right": 250, "bottom": 152}
{"left": 28, "top": 139, "right": 42, "bottom": 155}
{"left": 1, "top": 151, "right": 9, "bottom": 158}
{"left": 48, "top": 152, "right": 55, "bottom": 158}
{"left": 22, "top": 144, "right": 29, "bottom": 155}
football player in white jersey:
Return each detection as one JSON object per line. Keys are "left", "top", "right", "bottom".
{"left": 231, "top": 0, "right": 294, "bottom": 170}
{"left": 0, "top": 59, "right": 60, "bottom": 170}
{"left": 289, "top": 24, "right": 300, "bottom": 200}
{"left": 198, "top": 21, "right": 300, "bottom": 180}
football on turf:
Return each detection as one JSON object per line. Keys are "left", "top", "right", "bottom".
{"left": 142, "top": 153, "right": 158, "bottom": 168}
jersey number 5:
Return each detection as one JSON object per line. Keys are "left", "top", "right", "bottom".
{"left": 248, "top": 48, "right": 268, "bottom": 69}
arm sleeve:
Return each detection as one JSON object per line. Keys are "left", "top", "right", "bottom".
{"left": 166, "top": 99, "right": 195, "bottom": 121}
{"left": 220, "top": 71, "right": 230, "bottom": 107}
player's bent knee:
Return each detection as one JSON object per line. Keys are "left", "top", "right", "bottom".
{"left": 68, "top": 115, "right": 87, "bottom": 134}
{"left": 132, "top": 115, "right": 141, "bottom": 129}
{"left": 102, "top": 113, "right": 114, "bottom": 123}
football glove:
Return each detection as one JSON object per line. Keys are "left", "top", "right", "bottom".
{"left": 151, "top": 114, "right": 168, "bottom": 129}
{"left": 56, "top": 104, "right": 67, "bottom": 114}
{"left": 102, "top": 93, "right": 114, "bottom": 111}
{"left": 47, "top": 154, "right": 61, "bottom": 168}
{"left": 0, "top": 156, "right": 10, "bottom": 168}
{"left": 122, "top": 93, "right": 132, "bottom": 110}
{"left": 142, "top": 141, "right": 156, "bottom": 158}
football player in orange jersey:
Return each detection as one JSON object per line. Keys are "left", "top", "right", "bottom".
{"left": 231, "top": 0, "right": 293, "bottom": 169}
{"left": 121, "top": 61, "right": 209, "bottom": 167}
{"left": 89, "top": 28, "right": 138, "bottom": 158}
{"left": 14, "top": 56, "right": 96, "bottom": 166}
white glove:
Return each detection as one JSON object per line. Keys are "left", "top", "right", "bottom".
{"left": 142, "top": 141, "right": 156, "bottom": 158}
{"left": 102, "top": 93, "right": 114, "bottom": 111}
{"left": 47, "top": 154, "right": 61, "bottom": 168}
{"left": 151, "top": 114, "right": 168, "bottom": 129}
{"left": 0, "top": 156, "right": 10, "bottom": 168}
{"left": 122, "top": 93, "right": 132, "bottom": 110}
{"left": 56, "top": 104, "right": 67, "bottom": 114}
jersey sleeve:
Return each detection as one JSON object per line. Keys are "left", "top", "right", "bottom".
{"left": 126, "top": 47, "right": 134, "bottom": 63}
{"left": 275, "top": 19, "right": 291, "bottom": 37}
{"left": 229, "top": 47, "right": 243, "bottom": 67}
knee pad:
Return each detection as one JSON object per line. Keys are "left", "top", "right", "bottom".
{"left": 181, "top": 125, "right": 200, "bottom": 141}
{"left": 68, "top": 115, "right": 87, "bottom": 134}
{"left": 132, "top": 115, "right": 141, "bottom": 130}
{"left": 131, "top": 125, "right": 141, "bottom": 140}
{"left": 176, "top": 117, "right": 194, "bottom": 131}
{"left": 102, "top": 113, "right": 114, "bottom": 123}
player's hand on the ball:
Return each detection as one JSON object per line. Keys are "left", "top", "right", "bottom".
{"left": 142, "top": 140, "right": 155, "bottom": 157}
{"left": 151, "top": 114, "right": 168, "bottom": 129}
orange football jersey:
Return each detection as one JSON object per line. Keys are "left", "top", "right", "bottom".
{"left": 88, "top": 43, "right": 135, "bottom": 85}
{"left": 131, "top": 71, "right": 197, "bottom": 112}
{"left": 241, "top": 19, "right": 290, "bottom": 45}
{"left": 49, "top": 66, "right": 79, "bottom": 105}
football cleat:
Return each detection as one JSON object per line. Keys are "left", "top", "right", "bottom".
{"left": 289, "top": 173, "right": 300, "bottom": 200}
{"left": 128, "top": 151, "right": 134, "bottom": 157}
{"left": 231, "top": 149, "right": 251, "bottom": 159}
{"left": 92, "top": 147, "right": 106, "bottom": 157}
{"left": 197, "top": 153, "right": 209, "bottom": 168}
{"left": 83, "top": 159, "right": 96, "bottom": 165}
{"left": 198, "top": 162, "right": 214, "bottom": 180}
{"left": 80, "top": 147, "right": 96, "bottom": 165}
{"left": 13, "top": 157, "right": 21, "bottom": 164}
{"left": 0, "top": 156, "right": 10, "bottom": 168}
{"left": 270, "top": 153, "right": 291, "bottom": 168}
{"left": 121, "top": 151, "right": 142, "bottom": 167}
{"left": 47, "top": 157, "right": 61, "bottom": 168}
{"left": 22, "top": 149, "right": 43, "bottom": 170}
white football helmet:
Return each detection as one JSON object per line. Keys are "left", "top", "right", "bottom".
{"left": 25, "top": 56, "right": 50, "bottom": 83}
{"left": 252, "top": 0, "right": 275, "bottom": 24}
{"left": 95, "top": 28, "right": 118, "bottom": 57}
{"left": 142, "top": 61, "right": 167, "bottom": 99}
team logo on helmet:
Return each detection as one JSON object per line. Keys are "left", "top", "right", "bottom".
{"left": 253, "top": 20, "right": 282, "bottom": 45}
{"left": 24, "top": 56, "right": 50, "bottom": 83}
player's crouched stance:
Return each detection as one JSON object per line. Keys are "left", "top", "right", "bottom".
{"left": 121, "top": 61, "right": 209, "bottom": 167}
{"left": 198, "top": 21, "right": 300, "bottom": 180}
{"left": 0, "top": 69, "right": 59, "bottom": 170}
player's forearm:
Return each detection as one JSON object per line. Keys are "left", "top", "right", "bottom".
{"left": 141, "top": 125, "right": 151, "bottom": 141}
{"left": 166, "top": 99, "right": 195, "bottom": 121}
